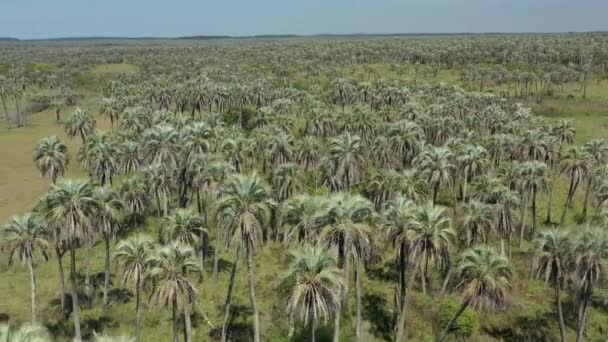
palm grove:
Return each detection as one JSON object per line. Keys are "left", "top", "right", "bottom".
{"left": 1, "top": 35, "right": 608, "bottom": 342}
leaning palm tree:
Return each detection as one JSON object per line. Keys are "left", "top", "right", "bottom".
{"left": 94, "top": 186, "right": 125, "bottom": 310}
{"left": 216, "top": 174, "right": 271, "bottom": 342}
{"left": 33, "top": 136, "right": 69, "bottom": 183}
{"left": 1, "top": 213, "right": 49, "bottom": 324}
{"left": 283, "top": 245, "right": 344, "bottom": 342}
{"left": 533, "top": 229, "right": 572, "bottom": 342}
{"left": 64, "top": 108, "right": 96, "bottom": 144}
{"left": 149, "top": 243, "right": 199, "bottom": 342}
{"left": 438, "top": 246, "right": 512, "bottom": 342}
{"left": 317, "top": 193, "right": 374, "bottom": 342}
{"left": 407, "top": 203, "right": 455, "bottom": 294}
{"left": 114, "top": 236, "right": 157, "bottom": 342}
{"left": 41, "top": 179, "right": 97, "bottom": 341}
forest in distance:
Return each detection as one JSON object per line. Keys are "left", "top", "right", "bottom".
{"left": 1, "top": 33, "right": 608, "bottom": 341}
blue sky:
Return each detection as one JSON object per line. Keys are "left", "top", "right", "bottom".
{"left": 1, "top": 0, "right": 607, "bottom": 39}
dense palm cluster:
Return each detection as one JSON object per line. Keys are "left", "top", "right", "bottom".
{"left": 1, "top": 34, "right": 608, "bottom": 342}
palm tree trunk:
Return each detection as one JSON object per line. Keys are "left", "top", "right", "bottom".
{"left": 333, "top": 302, "right": 341, "bottom": 342}
{"left": 246, "top": 242, "right": 261, "bottom": 342}
{"left": 135, "top": 277, "right": 142, "bottom": 342}
{"left": 213, "top": 223, "right": 221, "bottom": 290}
{"left": 560, "top": 174, "right": 577, "bottom": 227}
{"left": 437, "top": 299, "right": 469, "bottom": 342}
{"left": 172, "top": 295, "right": 179, "bottom": 342}
{"left": 582, "top": 176, "right": 593, "bottom": 222}
{"left": 84, "top": 241, "right": 92, "bottom": 308}
{"left": 221, "top": 246, "right": 241, "bottom": 342}
{"left": 556, "top": 282, "right": 567, "bottom": 342}
{"left": 311, "top": 318, "right": 317, "bottom": 342}
{"left": 462, "top": 168, "right": 468, "bottom": 203}
{"left": 70, "top": 246, "right": 82, "bottom": 341}
{"left": 576, "top": 290, "right": 591, "bottom": 342}
{"left": 28, "top": 259, "right": 37, "bottom": 324}
{"left": 355, "top": 263, "right": 362, "bottom": 342}
{"left": 184, "top": 303, "right": 192, "bottom": 342}
{"left": 546, "top": 167, "right": 558, "bottom": 223}
{"left": 55, "top": 243, "right": 67, "bottom": 321}
{"left": 519, "top": 191, "right": 530, "bottom": 248}
{"left": 0, "top": 94, "right": 9, "bottom": 125}
{"left": 395, "top": 285, "right": 409, "bottom": 342}
{"left": 199, "top": 231, "right": 207, "bottom": 275}
{"left": 103, "top": 235, "right": 111, "bottom": 310}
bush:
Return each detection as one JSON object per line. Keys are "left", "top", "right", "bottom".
{"left": 438, "top": 299, "right": 479, "bottom": 340}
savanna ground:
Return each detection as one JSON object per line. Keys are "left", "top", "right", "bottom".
{"left": 1, "top": 37, "right": 608, "bottom": 341}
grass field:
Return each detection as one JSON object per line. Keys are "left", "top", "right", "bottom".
{"left": 1, "top": 65, "right": 608, "bottom": 341}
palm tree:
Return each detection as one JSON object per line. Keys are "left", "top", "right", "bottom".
{"left": 0, "top": 323, "right": 52, "bottom": 341}
{"left": 414, "top": 146, "right": 455, "bottom": 206}
{"left": 457, "top": 145, "right": 488, "bottom": 203}
{"left": 94, "top": 186, "right": 125, "bottom": 310}
{"left": 33, "top": 136, "right": 69, "bottom": 183}
{"left": 559, "top": 147, "right": 591, "bottom": 226}
{"left": 114, "top": 236, "right": 157, "bottom": 342}
{"left": 64, "top": 108, "right": 96, "bottom": 144}
{"left": 581, "top": 139, "right": 608, "bottom": 221}
{"left": 573, "top": 229, "right": 608, "bottom": 342}
{"left": 325, "top": 133, "right": 365, "bottom": 191}
{"left": 546, "top": 120, "right": 576, "bottom": 223}
{"left": 143, "top": 165, "right": 172, "bottom": 217}
{"left": 438, "top": 246, "right": 512, "bottom": 342}
{"left": 317, "top": 193, "right": 374, "bottom": 342}
{"left": 383, "top": 196, "right": 416, "bottom": 342}
{"left": 142, "top": 124, "right": 180, "bottom": 169}
{"left": 1, "top": 213, "right": 49, "bottom": 324}
{"left": 120, "top": 175, "right": 149, "bottom": 223}
{"left": 149, "top": 243, "right": 199, "bottom": 342}
{"left": 118, "top": 140, "right": 141, "bottom": 175}
{"left": 162, "top": 209, "right": 207, "bottom": 275}
{"left": 283, "top": 194, "right": 326, "bottom": 244}
{"left": 460, "top": 200, "right": 494, "bottom": 247}
{"left": 100, "top": 97, "right": 121, "bottom": 129}
{"left": 272, "top": 163, "right": 304, "bottom": 241}
{"left": 407, "top": 203, "right": 455, "bottom": 294}
{"left": 42, "top": 179, "right": 97, "bottom": 341}
{"left": 489, "top": 185, "right": 520, "bottom": 258}
{"left": 216, "top": 174, "right": 271, "bottom": 342}
{"left": 283, "top": 245, "right": 344, "bottom": 342}
{"left": 79, "top": 132, "right": 119, "bottom": 186}
{"left": 518, "top": 161, "right": 550, "bottom": 247}
{"left": 533, "top": 229, "right": 572, "bottom": 342}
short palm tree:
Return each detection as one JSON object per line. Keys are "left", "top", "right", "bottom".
{"left": 33, "top": 136, "right": 69, "bottom": 183}
{"left": 283, "top": 245, "right": 345, "bottom": 342}
{"left": 149, "top": 243, "right": 199, "bottom": 342}
{"left": 438, "top": 246, "right": 512, "bottom": 342}
{"left": 64, "top": 108, "right": 96, "bottom": 144}
{"left": 1, "top": 213, "right": 49, "bottom": 324}
{"left": 533, "top": 229, "right": 572, "bottom": 342}
{"left": 114, "top": 236, "right": 157, "bottom": 342}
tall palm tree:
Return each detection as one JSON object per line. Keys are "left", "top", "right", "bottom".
{"left": 283, "top": 245, "right": 344, "bottom": 342}
{"left": 1, "top": 213, "right": 49, "bottom": 324}
{"left": 142, "top": 124, "right": 180, "bottom": 169}
{"left": 559, "top": 147, "right": 591, "bottom": 226}
{"left": 100, "top": 97, "right": 121, "bottom": 129}
{"left": 414, "top": 146, "right": 455, "bottom": 206}
{"left": 118, "top": 140, "right": 141, "bottom": 175}
{"left": 546, "top": 120, "right": 576, "bottom": 223}
{"left": 94, "top": 186, "right": 125, "bottom": 309}
{"left": 489, "top": 185, "right": 520, "bottom": 258}
{"left": 438, "top": 246, "right": 512, "bottom": 342}
{"left": 216, "top": 174, "right": 271, "bottom": 342}
{"left": 407, "top": 203, "right": 455, "bottom": 294}
{"left": 457, "top": 145, "right": 488, "bottom": 203}
{"left": 33, "top": 136, "right": 69, "bottom": 184}
{"left": 581, "top": 139, "right": 608, "bottom": 221}
{"left": 162, "top": 209, "right": 207, "bottom": 275}
{"left": 573, "top": 229, "right": 608, "bottom": 342}
{"left": 42, "top": 179, "right": 97, "bottom": 341}
{"left": 64, "top": 108, "right": 96, "bottom": 144}
{"left": 114, "top": 236, "right": 156, "bottom": 342}
{"left": 518, "top": 161, "right": 550, "bottom": 247}
{"left": 317, "top": 193, "right": 374, "bottom": 342}
{"left": 149, "top": 243, "right": 199, "bottom": 342}
{"left": 383, "top": 196, "right": 416, "bottom": 342}
{"left": 120, "top": 175, "right": 149, "bottom": 224}
{"left": 533, "top": 229, "right": 572, "bottom": 342}
{"left": 79, "top": 132, "right": 119, "bottom": 186}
